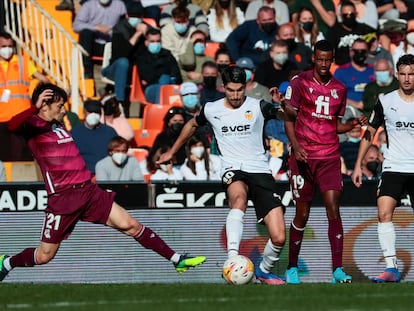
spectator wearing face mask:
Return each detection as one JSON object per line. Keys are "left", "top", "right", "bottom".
{"left": 72, "top": 0, "right": 127, "bottom": 78}
{"left": 244, "top": 0, "right": 290, "bottom": 25}
{"left": 71, "top": 100, "right": 118, "bottom": 174}
{"left": 225, "top": 6, "right": 279, "bottom": 67}
{"left": 199, "top": 61, "right": 225, "bottom": 106}
{"left": 148, "top": 145, "right": 184, "bottom": 181}
{"left": 294, "top": 7, "right": 325, "bottom": 50}
{"left": 180, "top": 82, "right": 213, "bottom": 148}
{"left": 136, "top": 28, "right": 183, "bottom": 104}
{"left": 334, "top": 38, "right": 375, "bottom": 113}
{"left": 160, "top": 6, "right": 197, "bottom": 62}
{"left": 149, "top": 106, "right": 187, "bottom": 166}
{"left": 101, "top": 0, "right": 148, "bottom": 117}
{"left": 326, "top": 0, "right": 375, "bottom": 66}
{"left": 392, "top": 26, "right": 414, "bottom": 70}
{"left": 360, "top": 144, "right": 382, "bottom": 180}
{"left": 236, "top": 57, "right": 272, "bottom": 102}
{"left": 276, "top": 23, "right": 313, "bottom": 71}
{"left": 362, "top": 58, "right": 399, "bottom": 118}
{"left": 254, "top": 40, "right": 298, "bottom": 90}
{"left": 180, "top": 134, "right": 221, "bottom": 180}
{"left": 179, "top": 30, "right": 214, "bottom": 83}
{"left": 95, "top": 135, "right": 144, "bottom": 181}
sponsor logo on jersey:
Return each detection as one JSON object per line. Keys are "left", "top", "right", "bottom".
{"left": 285, "top": 86, "right": 292, "bottom": 99}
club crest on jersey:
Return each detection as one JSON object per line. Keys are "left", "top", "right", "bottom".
{"left": 331, "top": 89, "right": 338, "bottom": 99}
{"left": 244, "top": 110, "right": 253, "bottom": 121}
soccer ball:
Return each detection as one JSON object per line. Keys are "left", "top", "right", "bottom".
{"left": 222, "top": 255, "right": 255, "bottom": 285}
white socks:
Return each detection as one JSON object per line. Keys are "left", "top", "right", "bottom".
{"left": 259, "top": 238, "right": 283, "bottom": 273}
{"left": 378, "top": 222, "right": 397, "bottom": 268}
{"left": 226, "top": 209, "right": 244, "bottom": 258}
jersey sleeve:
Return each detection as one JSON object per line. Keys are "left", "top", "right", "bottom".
{"left": 195, "top": 105, "right": 208, "bottom": 126}
{"left": 284, "top": 75, "right": 301, "bottom": 110}
{"left": 368, "top": 99, "right": 384, "bottom": 129}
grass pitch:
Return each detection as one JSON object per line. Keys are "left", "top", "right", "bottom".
{"left": 1, "top": 282, "right": 413, "bottom": 311}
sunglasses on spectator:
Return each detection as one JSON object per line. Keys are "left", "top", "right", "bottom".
{"left": 352, "top": 49, "right": 368, "bottom": 53}
{"left": 342, "top": 12, "right": 355, "bottom": 18}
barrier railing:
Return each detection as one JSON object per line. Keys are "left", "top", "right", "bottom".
{"left": 3, "top": 0, "right": 87, "bottom": 113}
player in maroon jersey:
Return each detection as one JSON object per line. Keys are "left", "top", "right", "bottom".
{"left": 281, "top": 40, "right": 367, "bottom": 284}
{"left": 0, "top": 83, "right": 205, "bottom": 281}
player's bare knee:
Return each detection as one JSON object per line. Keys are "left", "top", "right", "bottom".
{"left": 36, "top": 250, "right": 56, "bottom": 265}
{"left": 270, "top": 235, "right": 285, "bottom": 246}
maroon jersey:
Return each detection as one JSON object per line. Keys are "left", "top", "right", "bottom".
{"left": 285, "top": 70, "right": 347, "bottom": 159}
{"left": 8, "top": 106, "right": 92, "bottom": 194}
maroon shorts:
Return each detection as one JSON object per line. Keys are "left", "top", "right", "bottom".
{"left": 41, "top": 182, "right": 115, "bottom": 243}
{"left": 288, "top": 156, "right": 343, "bottom": 202}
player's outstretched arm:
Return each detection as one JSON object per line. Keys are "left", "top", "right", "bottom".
{"left": 157, "top": 118, "right": 198, "bottom": 165}
{"left": 351, "top": 125, "right": 376, "bottom": 187}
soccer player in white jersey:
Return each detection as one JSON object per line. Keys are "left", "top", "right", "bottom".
{"left": 352, "top": 54, "right": 414, "bottom": 283}
{"left": 158, "top": 66, "right": 287, "bottom": 285}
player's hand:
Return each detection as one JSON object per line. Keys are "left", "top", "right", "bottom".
{"left": 351, "top": 166, "right": 363, "bottom": 188}
{"left": 157, "top": 151, "right": 173, "bottom": 165}
{"left": 269, "top": 87, "right": 284, "bottom": 104}
{"left": 35, "top": 89, "right": 54, "bottom": 109}
{"left": 136, "top": 23, "right": 148, "bottom": 35}
{"left": 356, "top": 115, "right": 368, "bottom": 127}
{"left": 294, "top": 145, "right": 308, "bottom": 162}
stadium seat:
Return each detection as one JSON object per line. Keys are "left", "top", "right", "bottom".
{"left": 134, "top": 128, "right": 162, "bottom": 149}
{"left": 130, "top": 65, "right": 152, "bottom": 105}
{"left": 128, "top": 147, "right": 149, "bottom": 162}
{"left": 159, "top": 84, "right": 183, "bottom": 106}
{"left": 141, "top": 104, "right": 173, "bottom": 130}
{"left": 204, "top": 41, "right": 220, "bottom": 58}
{"left": 3, "top": 161, "right": 42, "bottom": 182}
{"left": 142, "top": 18, "right": 158, "bottom": 28}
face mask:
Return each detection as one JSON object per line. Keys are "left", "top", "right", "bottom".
{"left": 170, "top": 122, "right": 184, "bottom": 134}
{"left": 366, "top": 161, "right": 379, "bottom": 174}
{"left": 128, "top": 17, "right": 141, "bottom": 28}
{"left": 273, "top": 53, "right": 288, "bottom": 66}
{"left": 348, "top": 136, "right": 361, "bottom": 143}
{"left": 148, "top": 42, "right": 161, "bottom": 54}
{"left": 375, "top": 70, "right": 392, "bottom": 85}
{"left": 203, "top": 76, "right": 217, "bottom": 88}
{"left": 219, "top": 0, "right": 230, "bottom": 8}
{"left": 99, "top": 0, "right": 111, "bottom": 5}
{"left": 112, "top": 152, "right": 127, "bottom": 165}
{"left": 342, "top": 15, "right": 357, "bottom": 28}
{"left": 352, "top": 52, "right": 367, "bottom": 66}
{"left": 0, "top": 47, "right": 13, "bottom": 60}
{"left": 406, "top": 32, "right": 414, "bottom": 45}
{"left": 191, "top": 146, "right": 205, "bottom": 158}
{"left": 261, "top": 22, "right": 277, "bottom": 34}
{"left": 159, "top": 164, "right": 168, "bottom": 171}
{"left": 183, "top": 94, "right": 199, "bottom": 110}
{"left": 244, "top": 69, "right": 253, "bottom": 82}
{"left": 174, "top": 22, "right": 189, "bottom": 34}
{"left": 301, "top": 21, "right": 313, "bottom": 32}
{"left": 86, "top": 113, "right": 100, "bottom": 127}
{"left": 380, "top": 143, "right": 387, "bottom": 154}
{"left": 193, "top": 42, "right": 205, "bottom": 55}
{"left": 217, "top": 64, "right": 229, "bottom": 73}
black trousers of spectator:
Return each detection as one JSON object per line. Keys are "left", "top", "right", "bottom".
{"left": 78, "top": 29, "right": 105, "bottom": 78}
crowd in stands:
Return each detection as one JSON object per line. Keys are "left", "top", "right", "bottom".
{"left": 2, "top": 0, "right": 414, "bottom": 182}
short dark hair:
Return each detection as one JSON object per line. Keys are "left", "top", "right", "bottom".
{"left": 0, "top": 31, "right": 13, "bottom": 41}
{"left": 146, "top": 27, "right": 161, "bottom": 37}
{"left": 108, "top": 135, "right": 128, "bottom": 152}
{"left": 221, "top": 66, "right": 246, "bottom": 85}
{"left": 172, "top": 5, "right": 190, "bottom": 18}
{"left": 31, "top": 83, "right": 68, "bottom": 106}
{"left": 313, "top": 39, "right": 334, "bottom": 54}
{"left": 202, "top": 60, "right": 218, "bottom": 70}
{"left": 396, "top": 54, "right": 414, "bottom": 71}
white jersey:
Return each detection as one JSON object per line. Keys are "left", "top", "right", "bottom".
{"left": 373, "top": 90, "right": 414, "bottom": 173}
{"left": 196, "top": 96, "right": 271, "bottom": 175}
